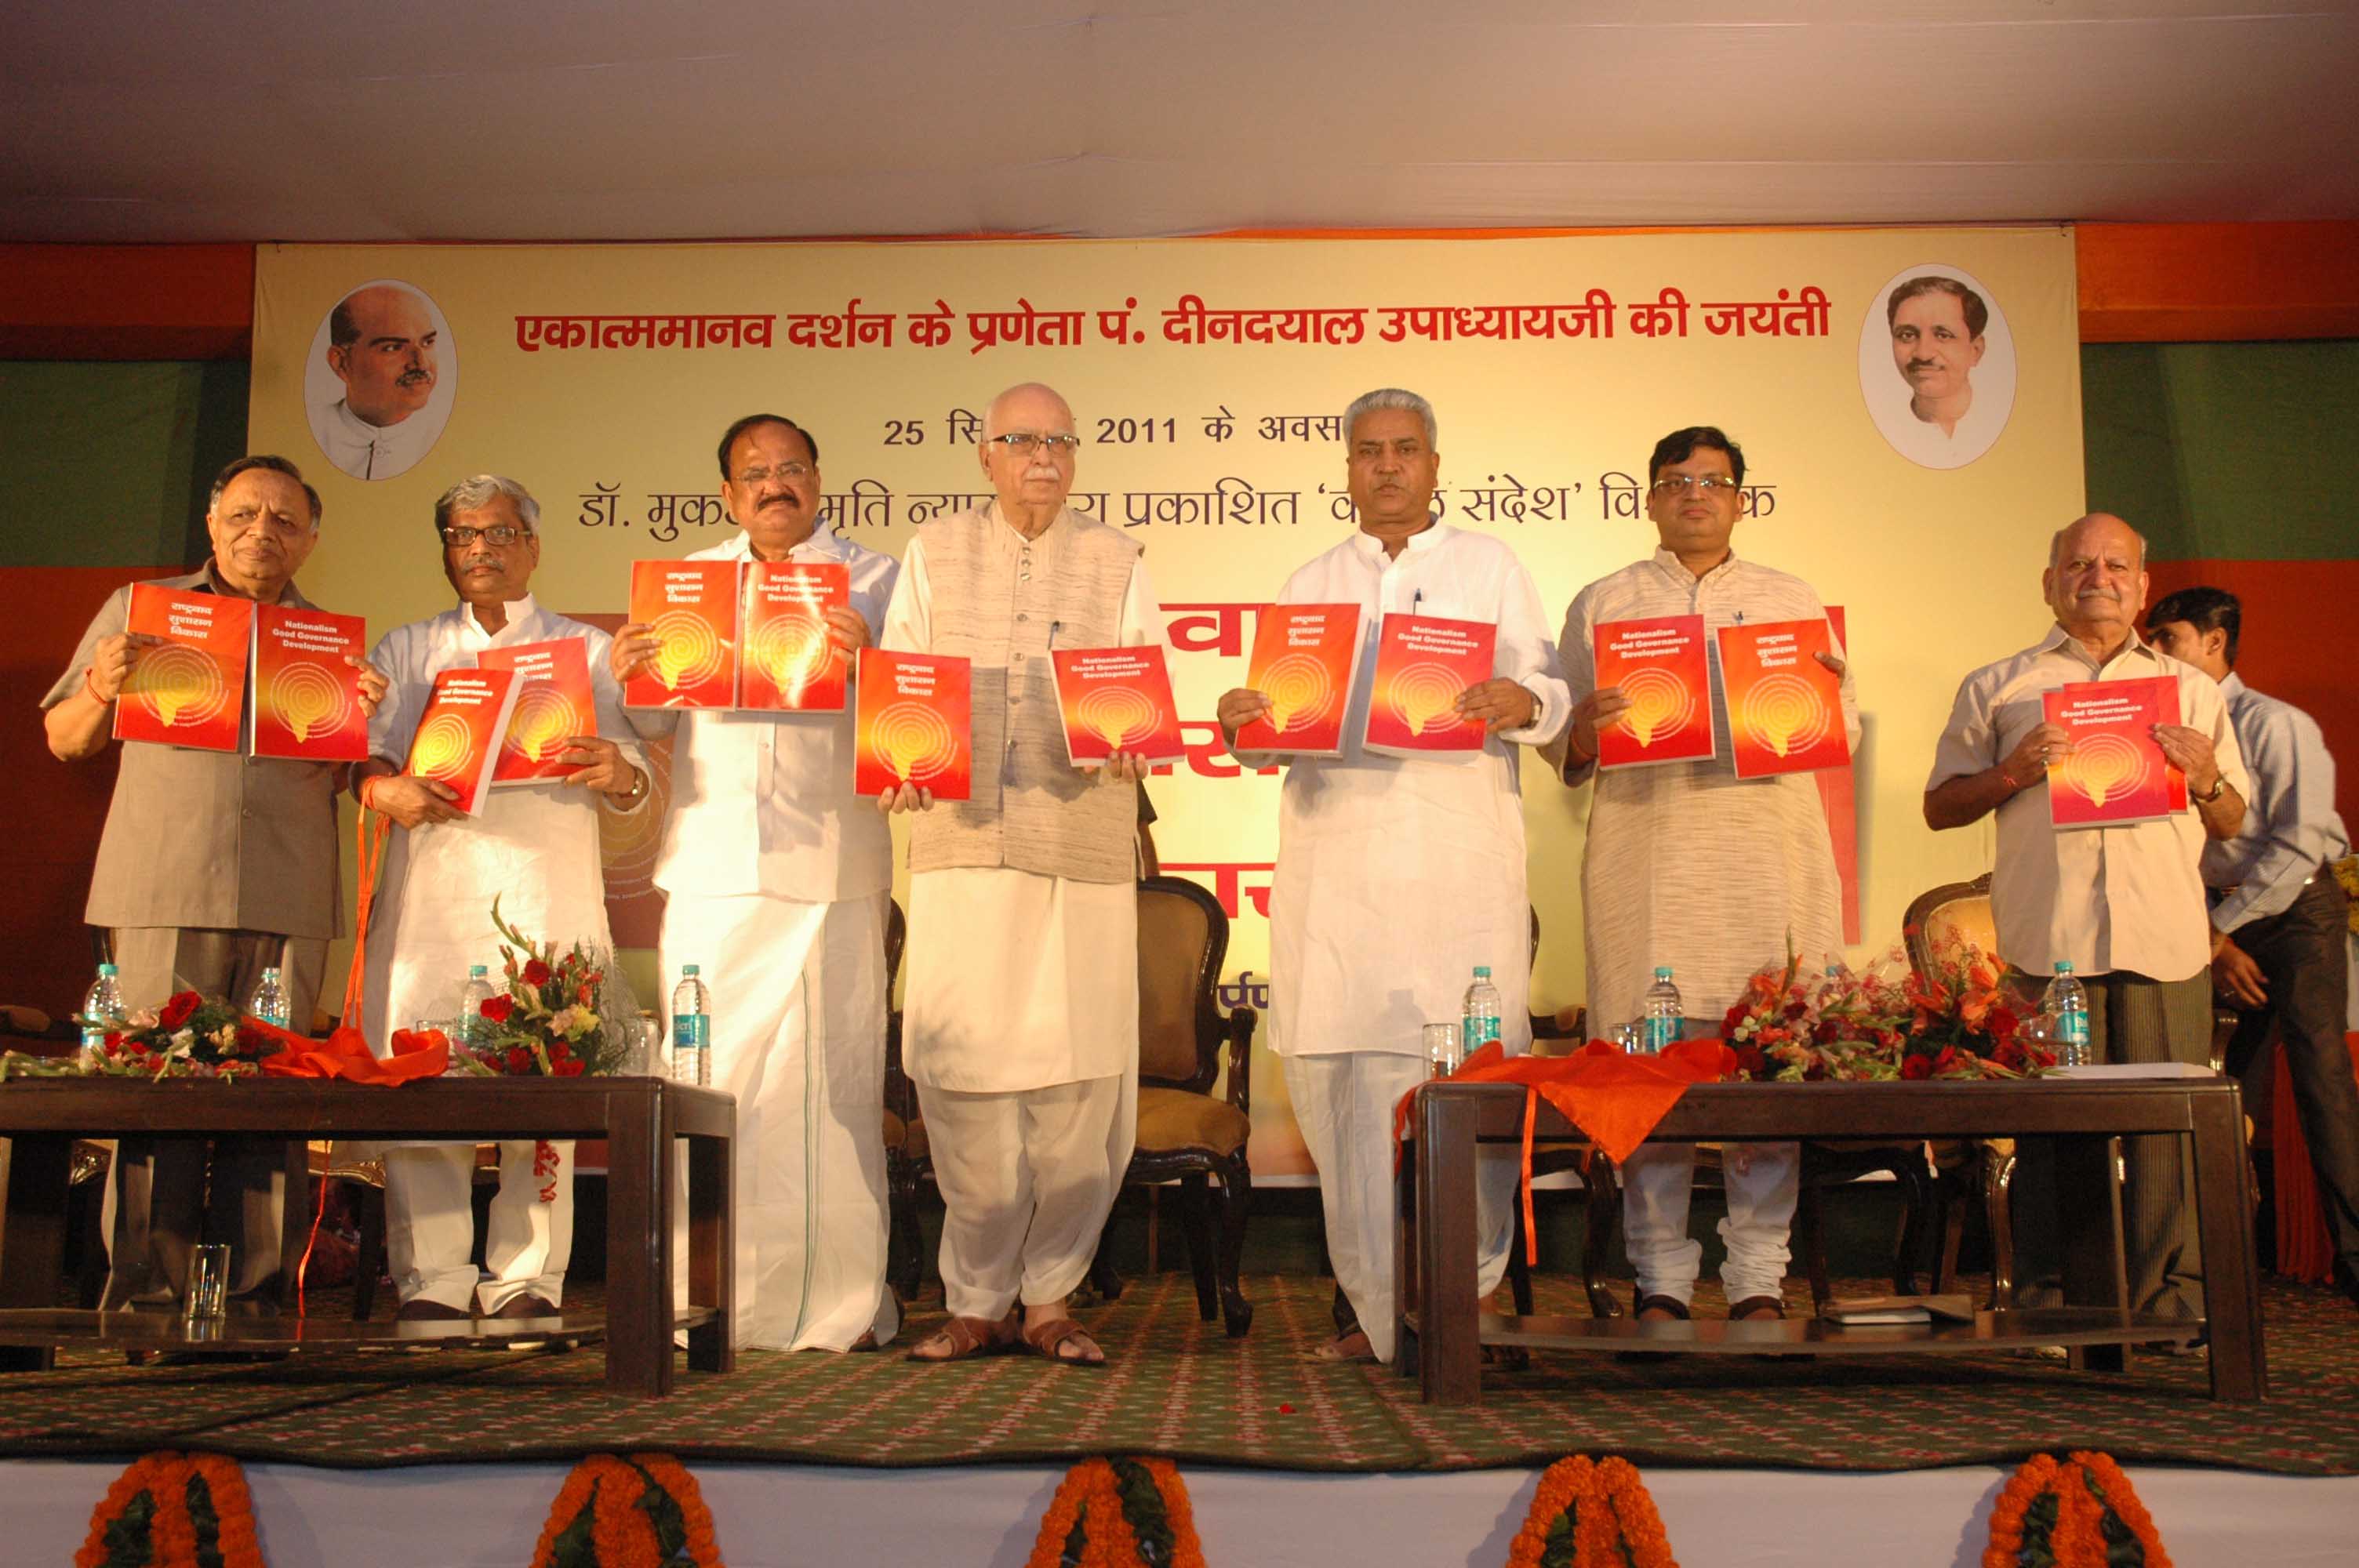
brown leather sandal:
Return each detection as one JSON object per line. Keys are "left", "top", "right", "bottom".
{"left": 1023, "top": 1316, "right": 1107, "bottom": 1365}
{"left": 906, "top": 1311, "right": 1019, "bottom": 1362}
{"left": 1311, "top": 1327, "right": 1376, "bottom": 1363}
{"left": 1620, "top": 1290, "right": 1689, "bottom": 1364}
{"left": 1728, "top": 1295, "right": 1787, "bottom": 1321}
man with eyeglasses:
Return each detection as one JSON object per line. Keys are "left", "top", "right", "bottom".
{"left": 609, "top": 413, "right": 902, "bottom": 1352}
{"left": 880, "top": 381, "right": 1165, "bottom": 1367}
{"left": 349, "top": 474, "right": 647, "bottom": 1324}
{"left": 43, "top": 454, "right": 386, "bottom": 1313}
{"left": 1547, "top": 426, "right": 1858, "bottom": 1330}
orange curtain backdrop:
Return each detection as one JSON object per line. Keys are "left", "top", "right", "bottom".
{"left": 2270, "top": 1033, "right": 2359, "bottom": 1284}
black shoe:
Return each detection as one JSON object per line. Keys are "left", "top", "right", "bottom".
{"left": 2332, "top": 1258, "right": 2359, "bottom": 1310}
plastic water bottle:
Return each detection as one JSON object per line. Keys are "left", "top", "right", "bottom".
{"left": 455, "top": 964, "right": 496, "bottom": 1053}
{"left": 1640, "top": 967, "right": 1685, "bottom": 1055}
{"left": 1460, "top": 965, "right": 1503, "bottom": 1056}
{"left": 2043, "top": 962, "right": 2092, "bottom": 1069}
{"left": 248, "top": 966, "right": 291, "bottom": 1029}
{"left": 671, "top": 964, "right": 712, "bottom": 1087}
{"left": 80, "top": 962, "right": 125, "bottom": 1069}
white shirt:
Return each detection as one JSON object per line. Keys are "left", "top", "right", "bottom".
{"left": 312, "top": 397, "right": 440, "bottom": 483}
{"left": 1234, "top": 524, "right": 1571, "bottom": 1057}
{"left": 1881, "top": 381, "right": 2009, "bottom": 471}
{"left": 2204, "top": 671, "right": 2349, "bottom": 933}
{"left": 634, "top": 526, "right": 898, "bottom": 905}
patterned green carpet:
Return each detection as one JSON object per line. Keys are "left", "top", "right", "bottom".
{"left": 4, "top": 1272, "right": 2353, "bottom": 1475}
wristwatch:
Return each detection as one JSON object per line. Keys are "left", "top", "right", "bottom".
{"left": 2196, "top": 775, "right": 2227, "bottom": 804}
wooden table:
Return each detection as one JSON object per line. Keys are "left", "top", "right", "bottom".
{"left": 1396, "top": 1078, "right": 2263, "bottom": 1405}
{"left": 0, "top": 1076, "right": 732, "bottom": 1397}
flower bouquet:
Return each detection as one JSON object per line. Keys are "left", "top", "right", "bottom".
{"left": 1720, "top": 936, "right": 2055, "bottom": 1083}
{"left": 448, "top": 898, "right": 634, "bottom": 1079}
{"left": 1, "top": 991, "right": 297, "bottom": 1082}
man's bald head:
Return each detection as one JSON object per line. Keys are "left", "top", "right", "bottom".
{"left": 982, "top": 382, "right": 1074, "bottom": 440}
{"left": 2045, "top": 512, "right": 2151, "bottom": 642}
{"left": 2049, "top": 513, "right": 2147, "bottom": 572}
{"left": 976, "top": 382, "right": 1079, "bottom": 519}
{"left": 326, "top": 284, "right": 438, "bottom": 428}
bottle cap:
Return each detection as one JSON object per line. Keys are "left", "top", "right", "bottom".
{"left": 1474, "top": 965, "right": 1492, "bottom": 978}
{"left": 98, "top": 963, "right": 118, "bottom": 977}
{"left": 469, "top": 964, "right": 488, "bottom": 977}
{"left": 683, "top": 964, "right": 700, "bottom": 977}
{"left": 1655, "top": 966, "right": 1674, "bottom": 980}
{"left": 261, "top": 967, "right": 279, "bottom": 981}
{"left": 2054, "top": 960, "right": 2074, "bottom": 975}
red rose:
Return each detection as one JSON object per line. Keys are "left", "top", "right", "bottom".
{"left": 1986, "top": 1006, "right": 2019, "bottom": 1041}
{"left": 1901, "top": 1054, "right": 1934, "bottom": 1080}
{"left": 479, "top": 994, "right": 515, "bottom": 1023}
{"left": 1721, "top": 1004, "right": 1749, "bottom": 1038}
{"left": 523, "top": 960, "right": 552, "bottom": 986}
{"left": 558, "top": 1060, "right": 587, "bottom": 1077}
{"left": 1732, "top": 1043, "right": 1767, "bottom": 1080}
{"left": 505, "top": 1047, "right": 532, "bottom": 1074}
{"left": 550, "top": 1041, "right": 571, "bottom": 1062}
{"left": 158, "top": 992, "right": 202, "bottom": 1030}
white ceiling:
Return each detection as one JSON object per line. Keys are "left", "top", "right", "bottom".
{"left": 5, "top": 2, "right": 2356, "bottom": 243}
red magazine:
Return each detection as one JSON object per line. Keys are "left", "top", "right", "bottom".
{"left": 114, "top": 583, "right": 253, "bottom": 753}
{"left": 1234, "top": 603, "right": 1361, "bottom": 756}
{"left": 478, "top": 638, "right": 597, "bottom": 785}
{"left": 741, "top": 560, "right": 850, "bottom": 712}
{"left": 853, "top": 649, "right": 972, "bottom": 800}
{"left": 1593, "top": 615, "right": 1714, "bottom": 768}
{"left": 1052, "top": 644, "right": 1186, "bottom": 766}
{"left": 1361, "top": 613, "right": 1495, "bottom": 757}
{"left": 251, "top": 604, "right": 369, "bottom": 761}
{"left": 402, "top": 667, "right": 522, "bottom": 816}
{"left": 625, "top": 559, "right": 739, "bottom": 709}
{"left": 2042, "top": 677, "right": 2189, "bottom": 828}
{"left": 1717, "top": 618, "right": 1850, "bottom": 779}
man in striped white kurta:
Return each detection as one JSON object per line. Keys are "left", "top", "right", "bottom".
{"left": 1548, "top": 426, "right": 1858, "bottom": 1324}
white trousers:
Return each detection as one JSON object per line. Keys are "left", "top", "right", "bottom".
{"left": 1621, "top": 1141, "right": 1798, "bottom": 1306}
{"left": 383, "top": 1141, "right": 572, "bottom": 1314}
{"left": 917, "top": 1073, "right": 1134, "bottom": 1322}
{"left": 662, "top": 889, "right": 896, "bottom": 1351}
{"left": 1284, "top": 1051, "right": 1517, "bottom": 1364}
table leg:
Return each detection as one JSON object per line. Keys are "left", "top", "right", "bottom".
{"left": 603, "top": 1093, "right": 670, "bottom": 1396}
{"left": 2057, "top": 1134, "right": 2128, "bottom": 1371}
{"left": 2190, "top": 1087, "right": 2266, "bottom": 1401}
{"left": 685, "top": 1128, "right": 732, "bottom": 1374}
{"left": 1394, "top": 1127, "right": 1419, "bottom": 1382}
{"left": 0, "top": 1134, "right": 68, "bottom": 1372}
{"left": 1416, "top": 1092, "right": 1482, "bottom": 1406}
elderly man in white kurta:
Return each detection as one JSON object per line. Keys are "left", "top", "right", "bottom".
{"left": 1219, "top": 387, "right": 1570, "bottom": 1364}
{"left": 881, "top": 382, "right": 1163, "bottom": 1367}
{"left": 355, "top": 475, "right": 649, "bottom": 1321}
{"left": 1548, "top": 426, "right": 1858, "bottom": 1326}
{"left": 611, "top": 413, "right": 901, "bottom": 1352}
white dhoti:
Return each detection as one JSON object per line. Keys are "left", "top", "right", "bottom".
{"left": 663, "top": 888, "right": 897, "bottom": 1351}
{"left": 1622, "top": 1139, "right": 1798, "bottom": 1308}
{"left": 385, "top": 1140, "right": 574, "bottom": 1313}
{"left": 904, "top": 867, "right": 1138, "bottom": 1321}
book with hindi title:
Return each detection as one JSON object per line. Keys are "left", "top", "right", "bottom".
{"left": 1717, "top": 617, "right": 1850, "bottom": 779}
{"left": 114, "top": 583, "right": 254, "bottom": 753}
{"left": 2041, "top": 677, "right": 2189, "bottom": 828}
{"left": 1592, "top": 614, "right": 1714, "bottom": 768}
{"left": 251, "top": 604, "right": 369, "bottom": 762}
{"left": 1360, "top": 613, "right": 1495, "bottom": 758}
{"left": 624, "top": 559, "right": 739, "bottom": 709}
{"left": 1234, "top": 603, "right": 1361, "bottom": 757}
{"left": 852, "top": 649, "right": 971, "bottom": 800}
{"left": 1051, "top": 644, "right": 1187, "bottom": 767}
{"left": 740, "top": 559, "right": 850, "bottom": 712}
{"left": 477, "top": 637, "right": 597, "bottom": 786}
{"left": 402, "top": 666, "right": 521, "bottom": 816}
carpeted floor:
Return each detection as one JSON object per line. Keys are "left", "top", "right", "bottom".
{"left": 4, "top": 1272, "right": 2353, "bottom": 1475}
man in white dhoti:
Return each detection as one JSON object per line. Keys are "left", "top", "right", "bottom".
{"left": 354, "top": 474, "right": 648, "bottom": 1321}
{"left": 610, "top": 413, "right": 901, "bottom": 1352}
{"left": 881, "top": 382, "right": 1161, "bottom": 1367}
{"left": 1217, "top": 387, "right": 1570, "bottom": 1363}
{"left": 1548, "top": 426, "right": 1858, "bottom": 1327}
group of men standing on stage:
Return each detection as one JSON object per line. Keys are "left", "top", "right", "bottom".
{"left": 43, "top": 376, "right": 2355, "bottom": 1363}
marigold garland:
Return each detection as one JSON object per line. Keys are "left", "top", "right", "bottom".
{"left": 1983, "top": 1451, "right": 2172, "bottom": 1568}
{"left": 76, "top": 1451, "right": 264, "bottom": 1568}
{"left": 528, "top": 1453, "right": 726, "bottom": 1568}
{"left": 1503, "top": 1456, "right": 1677, "bottom": 1568}
{"left": 1022, "top": 1457, "right": 1208, "bottom": 1568}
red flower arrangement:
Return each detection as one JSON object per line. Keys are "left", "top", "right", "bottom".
{"left": 1504, "top": 1454, "right": 1679, "bottom": 1568}
{"left": 447, "top": 898, "right": 629, "bottom": 1080}
{"left": 1023, "top": 1457, "right": 1207, "bottom": 1568}
{"left": 1983, "top": 1451, "right": 2172, "bottom": 1567}
{"left": 0, "top": 992, "right": 298, "bottom": 1083}
{"left": 1719, "top": 937, "right": 2055, "bottom": 1083}
{"left": 76, "top": 1451, "right": 264, "bottom": 1568}
{"left": 528, "top": 1453, "right": 725, "bottom": 1568}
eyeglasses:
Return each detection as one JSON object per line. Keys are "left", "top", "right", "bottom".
{"left": 441, "top": 524, "right": 531, "bottom": 548}
{"left": 734, "top": 463, "right": 812, "bottom": 486}
{"left": 1648, "top": 474, "right": 1741, "bottom": 497}
{"left": 987, "top": 433, "right": 1081, "bottom": 456}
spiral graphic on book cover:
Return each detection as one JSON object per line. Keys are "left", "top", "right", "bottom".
{"left": 1075, "top": 684, "right": 1160, "bottom": 750}
{"left": 2055, "top": 731, "right": 2151, "bottom": 808}
{"left": 1387, "top": 661, "right": 1468, "bottom": 735}
{"left": 1616, "top": 665, "right": 1696, "bottom": 748}
{"left": 125, "top": 644, "right": 231, "bottom": 729}
{"left": 648, "top": 609, "right": 726, "bottom": 691}
{"left": 750, "top": 614, "right": 833, "bottom": 702}
{"left": 503, "top": 683, "right": 580, "bottom": 763}
{"left": 409, "top": 710, "right": 477, "bottom": 781}
{"left": 1259, "top": 652, "right": 1338, "bottom": 734}
{"left": 265, "top": 661, "right": 351, "bottom": 744}
{"left": 872, "top": 700, "right": 959, "bottom": 782}
{"left": 1737, "top": 672, "right": 1832, "bottom": 758}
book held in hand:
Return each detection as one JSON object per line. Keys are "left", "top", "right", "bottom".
{"left": 1592, "top": 615, "right": 1713, "bottom": 768}
{"left": 1717, "top": 617, "right": 1850, "bottom": 779}
{"left": 252, "top": 604, "right": 369, "bottom": 761}
{"left": 741, "top": 560, "right": 850, "bottom": 713}
{"left": 402, "top": 667, "right": 521, "bottom": 816}
{"left": 625, "top": 560, "right": 739, "bottom": 709}
{"left": 1361, "top": 613, "right": 1495, "bottom": 758}
{"left": 114, "top": 583, "right": 255, "bottom": 753}
{"left": 1234, "top": 603, "right": 1361, "bottom": 757}
{"left": 478, "top": 638, "right": 596, "bottom": 785}
{"left": 2041, "top": 677, "right": 2188, "bottom": 829}
{"left": 853, "top": 650, "right": 972, "bottom": 800}
{"left": 1052, "top": 644, "right": 1186, "bottom": 768}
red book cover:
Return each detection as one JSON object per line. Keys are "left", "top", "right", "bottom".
{"left": 741, "top": 560, "right": 849, "bottom": 712}
{"left": 1592, "top": 615, "right": 1714, "bottom": 768}
{"left": 478, "top": 638, "right": 596, "bottom": 785}
{"left": 114, "top": 583, "right": 253, "bottom": 753}
{"left": 250, "top": 604, "right": 368, "bottom": 761}
{"left": 1717, "top": 618, "right": 1851, "bottom": 779}
{"left": 2042, "top": 677, "right": 2189, "bottom": 828}
{"left": 1234, "top": 603, "right": 1361, "bottom": 756}
{"left": 1052, "top": 644, "right": 1187, "bottom": 766}
{"left": 403, "top": 667, "right": 522, "bottom": 816}
{"left": 624, "top": 559, "right": 739, "bottom": 709}
{"left": 853, "top": 649, "right": 972, "bottom": 800}
{"left": 1361, "top": 613, "right": 1495, "bottom": 757}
